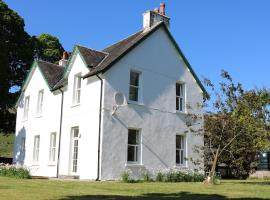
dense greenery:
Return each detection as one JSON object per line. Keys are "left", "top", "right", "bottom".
{"left": 0, "top": 177, "right": 270, "bottom": 199}
{"left": 0, "top": 0, "right": 64, "bottom": 133}
{"left": 191, "top": 71, "right": 270, "bottom": 181}
{"left": 0, "top": 133, "right": 14, "bottom": 158}
{"left": 120, "top": 169, "right": 205, "bottom": 183}
{"left": 0, "top": 164, "right": 31, "bottom": 179}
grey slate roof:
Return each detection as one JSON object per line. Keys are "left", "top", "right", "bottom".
{"left": 37, "top": 60, "right": 65, "bottom": 89}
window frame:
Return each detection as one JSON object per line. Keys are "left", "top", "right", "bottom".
{"left": 176, "top": 82, "right": 185, "bottom": 112}
{"left": 49, "top": 132, "right": 57, "bottom": 164}
{"left": 33, "top": 135, "right": 40, "bottom": 164}
{"left": 176, "top": 134, "right": 186, "bottom": 166}
{"left": 127, "top": 129, "right": 141, "bottom": 164}
{"left": 36, "top": 89, "right": 44, "bottom": 117}
{"left": 72, "top": 73, "right": 82, "bottom": 105}
{"left": 129, "top": 70, "right": 142, "bottom": 103}
{"left": 23, "top": 96, "right": 30, "bottom": 120}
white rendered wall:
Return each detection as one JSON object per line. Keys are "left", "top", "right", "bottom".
{"left": 58, "top": 53, "right": 101, "bottom": 180}
{"left": 101, "top": 27, "right": 204, "bottom": 180}
{"left": 14, "top": 66, "right": 62, "bottom": 177}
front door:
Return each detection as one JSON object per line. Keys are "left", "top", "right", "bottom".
{"left": 70, "top": 127, "right": 79, "bottom": 175}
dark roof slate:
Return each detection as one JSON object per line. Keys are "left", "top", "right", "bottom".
{"left": 37, "top": 60, "right": 65, "bottom": 89}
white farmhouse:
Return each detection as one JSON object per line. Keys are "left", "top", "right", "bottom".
{"left": 13, "top": 4, "right": 207, "bottom": 180}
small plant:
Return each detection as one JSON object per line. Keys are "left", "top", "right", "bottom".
{"left": 0, "top": 164, "right": 31, "bottom": 179}
{"left": 120, "top": 169, "right": 132, "bottom": 183}
{"left": 155, "top": 171, "right": 165, "bottom": 182}
{"left": 141, "top": 169, "right": 152, "bottom": 182}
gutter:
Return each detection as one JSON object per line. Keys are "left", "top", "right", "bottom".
{"left": 95, "top": 74, "right": 103, "bottom": 181}
{"left": 56, "top": 88, "right": 64, "bottom": 178}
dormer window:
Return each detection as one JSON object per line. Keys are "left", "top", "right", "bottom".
{"left": 129, "top": 70, "right": 141, "bottom": 102}
{"left": 176, "top": 82, "right": 185, "bottom": 112}
{"left": 73, "top": 74, "right": 81, "bottom": 105}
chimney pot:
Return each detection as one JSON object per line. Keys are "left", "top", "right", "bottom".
{"left": 159, "top": 3, "right": 165, "bottom": 15}
{"left": 59, "top": 51, "right": 69, "bottom": 66}
{"left": 63, "top": 51, "right": 69, "bottom": 60}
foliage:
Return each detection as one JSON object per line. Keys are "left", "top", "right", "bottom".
{"left": 155, "top": 171, "right": 165, "bottom": 182}
{"left": 0, "top": 1, "right": 65, "bottom": 133}
{"left": 140, "top": 169, "right": 153, "bottom": 182}
{"left": 33, "top": 33, "right": 64, "bottom": 64}
{"left": 0, "top": 133, "right": 14, "bottom": 158}
{"left": 188, "top": 70, "right": 270, "bottom": 182}
{"left": 0, "top": 164, "right": 31, "bottom": 179}
{"left": 120, "top": 169, "right": 132, "bottom": 183}
{"left": 164, "top": 169, "right": 205, "bottom": 182}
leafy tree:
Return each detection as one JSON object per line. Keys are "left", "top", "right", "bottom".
{"left": 187, "top": 70, "right": 270, "bottom": 184}
{"left": 0, "top": 1, "right": 65, "bottom": 133}
{"left": 33, "top": 34, "right": 64, "bottom": 63}
{"left": 0, "top": 0, "right": 34, "bottom": 132}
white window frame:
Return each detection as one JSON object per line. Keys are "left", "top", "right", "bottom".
{"left": 70, "top": 127, "right": 79, "bottom": 174}
{"left": 36, "top": 89, "right": 44, "bottom": 117}
{"left": 176, "top": 82, "right": 185, "bottom": 112}
{"left": 33, "top": 135, "right": 40, "bottom": 164}
{"left": 49, "top": 132, "right": 57, "bottom": 163}
{"left": 23, "top": 96, "right": 30, "bottom": 120}
{"left": 176, "top": 134, "right": 186, "bottom": 166}
{"left": 72, "top": 73, "right": 81, "bottom": 105}
{"left": 127, "top": 129, "right": 141, "bottom": 164}
{"left": 129, "top": 70, "right": 142, "bottom": 103}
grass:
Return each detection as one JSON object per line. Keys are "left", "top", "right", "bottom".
{"left": 0, "top": 177, "right": 270, "bottom": 200}
{"left": 0, "top": 133, "right": 14, "bottom": 158}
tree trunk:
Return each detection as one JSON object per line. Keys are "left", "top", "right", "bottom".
{"left": 205, "top": 146, "right": 220, "bottom": 184}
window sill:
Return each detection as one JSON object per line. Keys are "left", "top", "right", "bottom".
{"left": 71, "top": 103, "right": 80, "bottom": 108}
{"left": 176, "top": 110, "right": 187, "bottom": 115}
{"left": 22, "top": 119, "right": 28, "bottom": 122}
{"left": 48, "top": 163, "right": 56, "bottom": 166}
{"left": 36, "top": 115, "right": 42, "bottom": 118}
{"left": 125, "top": 163, "right": 144, "bottom": 167}
{"left": 31, "top": 164, "right": 39, "bottom": 166}
{"left": 175, "top": 164, "right": 188, "bottom": 169}
{"left": 127, "top": 101, "right": 144, "bottom": 106}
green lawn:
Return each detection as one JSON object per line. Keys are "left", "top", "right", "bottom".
{"left": 0, "top": 133, "right": 14, "bottom": 158}
{"left": 0, "top": 177, "right": 270, "bottom": 200}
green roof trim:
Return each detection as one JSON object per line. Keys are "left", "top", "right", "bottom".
{"left": 15, "top": 60, "right": 55, "bottom": 108}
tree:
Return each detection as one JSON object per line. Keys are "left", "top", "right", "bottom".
{"left": 33, "top": 33, "right": 64, "bottom": 63}
{"left": 0, "top": 1, "right": 65, "bottom": 133}
{"left": 187, "top": 70, "right": 270, "bottom": 184}
{"left": 0, "top": 0, "right": 34, "bottom": 132}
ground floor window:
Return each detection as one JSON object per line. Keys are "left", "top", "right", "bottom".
{"left": 33, "top": 135, "right": 40, "bottom": 163}
{"left": 176, "top": 135, "right": 185, "bottom": 165}
{"left": 49, "top": 132, "right": 57, "bottom": 163}
{"left": 71, "top": 127, "right": 79, "bottom": 173}
{"left": 127, "top": 129, "right": 140, "bottom": 163}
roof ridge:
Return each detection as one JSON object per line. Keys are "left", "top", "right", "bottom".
{"left": 75, "top": 44, "right": 108, "bottom": 55}
{"left": 36, "top": 59, "right": 63, "bottom": 69}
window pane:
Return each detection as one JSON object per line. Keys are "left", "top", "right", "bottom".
{"left": 127, "top": 146, "right": 135, "bottom": 161}
{"left": 180, "top": 98, "right": 183, "bottom": 111}
{"left": 176, "top": 150, "right": 180, "bottom": 164}
{"left": 176, "top": 135, "right": 181, "bottom": 148}
{"left": 176, "top": 97, "right": 179, "bottom": 110}
{"left": 73, "top": 128, "right": 79, "bottom": 138}
{"left": 129, "top": 86, "right": 138, "bottom": 101}
{"left": 176, "top": 83, "right": 180, "bottom": 96}
{"left": 180, "top": 150, "right": 184, "bottom": 164}
{"left": 130, "top": 72, "right": 139, "bottom": 86}
{"left": 128, "top": 130, "right": 138, "bottom": 144}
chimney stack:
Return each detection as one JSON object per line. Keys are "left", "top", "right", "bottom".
{"left": 159, "top": 3, "right": 165, "bottom": 15}
{"left": 143, "top": 3, "right": 170, "bottom": 30}
{"left": 59, "top": 51, "right": 69, "bottom": 67}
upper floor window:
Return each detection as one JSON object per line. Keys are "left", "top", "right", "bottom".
{"left": 33, "top": 135, "right": 40, "bottom": 163}
{"left": 176, "top": 83, "right": 185, "bottom": 112}
{"left": 73, "top": 74, "right": 81, "bottom": 105}
{"left": 127, "top": 129, "right": 141, "bottom": 163}
{"left": 129, "top": 71, "right": 141, "bottom": 102}
{"left": 36, "top": 89, "right": 44, "bottom": 117}
{"left": 23, "top": 96, "right": 30, "bottom": 120}
{"left": 176, "top": 135, "right": 185, "bottom": 165}
{"left": 49, "top": 132, "right": 57, "bottom": 163}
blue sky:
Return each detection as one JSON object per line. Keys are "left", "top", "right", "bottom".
{"left": 4, "top": 0, "right": 270, "bottom": 90}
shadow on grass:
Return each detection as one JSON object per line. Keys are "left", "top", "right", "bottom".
{"left": 60, "top": 192, "right": 265, "bottom": 200}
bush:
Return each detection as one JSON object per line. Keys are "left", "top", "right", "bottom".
{"left": 155, "top": 171, "right": 165, "bottom": 182}
{"left": 0, "top": 164, "right": 31, "bottom": 179}
{"left": 120, "top": 169, "right": 131, "bottom": 183}
{"left": 141, "top": 169, "right": 152, "bottom": 182}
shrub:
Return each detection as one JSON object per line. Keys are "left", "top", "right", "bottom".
{"left": 141, "top": 169, "right": 152, "bottom": 182}
{"left": 120, "top": 169, "right": 131, "bottom": 183}
{"left": 0, "top": 164, "right": 31, "bottom": 179}
{"left": 155, "top": 171, "right": 165, "bottom": 182}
